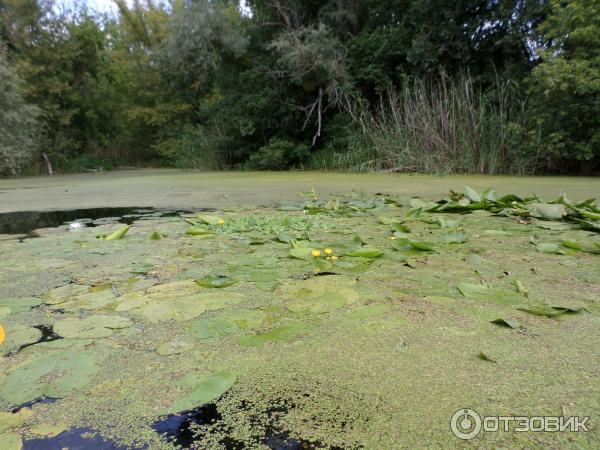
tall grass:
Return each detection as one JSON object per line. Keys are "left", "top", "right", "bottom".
{"left": 336, "top": 75, "right": 533, "bottom": 174}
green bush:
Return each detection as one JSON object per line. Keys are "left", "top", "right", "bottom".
{"left": 247, "top": 138, "right": 310, "bottom": 170}
{"left": 64, "top": 154, "right": 113, "bottom": 172}
{"left": 153, "top": 125, "right": 232, "bottom": 170}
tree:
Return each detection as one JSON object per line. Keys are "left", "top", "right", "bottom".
{"left": 0, "top": 48, "right": 39, "bottom": 175}
{"left": 527, "top": 0, "right": 600, "bottom": 172}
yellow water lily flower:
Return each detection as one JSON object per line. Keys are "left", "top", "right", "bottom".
{"left": 0, "top": 323, "right": 5, "bottom": 345}
{"left": 331, "top": 256, "right": 338, "bottom": 260}
{"left": 324, "top": 248, "right": 333, "bottom": 255}
{"left": 389, "top": 236, "right": 397, "bottom": 240}
{"left": 312, "top": 249, "right": 321, "bottom": 257}
{"left": 218, "top": 219, "right": 225, "bottom": 225}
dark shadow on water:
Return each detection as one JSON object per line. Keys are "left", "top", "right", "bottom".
{"left": 0, "top": 207, "right": 211, "bottom": 236}
{"left": 152, "top": 401, "right": 347, "bottom": 450}
{"left": 11, "top": 397, "right": 57, "bottom": 413}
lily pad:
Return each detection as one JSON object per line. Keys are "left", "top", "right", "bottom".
{"left": 196, "top": 275, "right": 237, "bottom": 289}
{"left": 0, "top": 408, "right": 32, "bottom": 433}
{"left": 195, "top": 292, "right": 245, "bottom": 310}
{"left": 29, "top": 421, "right": 69, "bottom": 437}
{"left": 54, "top": 315, "right": 133, "bottom": 339}
{"left": 345, "top": 247, "right": 383, "bottom": 258}
{"left": 236, "top": 322, "right": 310, "bottom": 346}
{"left": 165, "top": 371, "right": 237, "bottom": 414}
{"left": 280, "top": 276, "right": 360, "bottom": 314}
{"left": 0, "top": 350, "right": 100, "bottom": 406}
{"left": 0, "top": 432, "right": 21, "bottom": 450}
{"left": 138, "top": 298, "right": 207, "bottom": 322}
{"left": 43, "top": 285, "right": 89, "bottom": 305}
{"left": 156, "top": 340, "right": 194, "bottom": 356}
{"left": 0, "top": 325, "right": 42, "bottom": 352}
{"left": 188, "top": 318, "right": 238, "bottom": 339}
{"left": 440, "top": 230, "right": 470, "bottom": 243}
{"left": 391, "top": 238, "right": 434, "bottom": 253}
{"left": 147, "top": 279, "right": 200, "bottom": 297}
{"left": 220, "top": 309, "right": 267, "bottom": 329}
{"left": 289, "top": 247, "right": 316, "bottom": 260}
{"left": 457, "top": 283, "right": 523, "bottom": 305}
{"left": 0, "top": 297, "right": 42, "bottom": 314}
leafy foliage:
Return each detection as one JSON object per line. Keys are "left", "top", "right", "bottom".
{"left": 0, "top": 49, "right": 39, "bottom": 175}
{"left": 0, "top": 0, "right": 597, "bottom": 174}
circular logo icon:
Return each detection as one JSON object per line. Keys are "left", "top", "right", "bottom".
{"left": 451, "top": 408, "right": 482, "bottom": 440}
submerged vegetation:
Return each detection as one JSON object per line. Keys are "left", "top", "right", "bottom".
{"left": 0, "top": 0, "right": 599, "bottom": 175}
{"left": 0, "top": 185, "right": 599, "bottom": 448}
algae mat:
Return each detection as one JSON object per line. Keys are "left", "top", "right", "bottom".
{"left": 0, "top": 186, "right": 599, "bottom": 449}
{"left": 1, "top": 169, "right": 600, "bottom": 213}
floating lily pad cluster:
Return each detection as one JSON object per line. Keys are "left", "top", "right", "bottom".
{"left": 0, "top": 185, "right": 598, "bottom": 449}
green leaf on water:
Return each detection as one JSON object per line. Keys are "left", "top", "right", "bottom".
{"left": 345, "top": 247, "right": 383, "bottom": 258}
{"left": 531, "top": 203, "right": 567, "bottom": 220}
{"left": 513, "top": 279, "right": 528, "bottom": 296}
{"left": 0, "top": 408, "right": 31, "bottom": 433}
{"left": 478, "top": 351, "right": 497, "bottom": 363}
{"left": 196, "top": 214, "right": 224, "bottom": 225}
{"left": 457, "top": 283, "right": 523, "bottom": 305}
{"left": 149, "top": 231, "right": 165, "bottom": 240}
{"left": 0, "top": 297, "right": 42, "bottom": 314}
{"left": 0, "top": 432, "right": 22, "bottom": 450}
{"left": 0, "top": 325, "right": 42, "bottom": 352}
{"left": 390, "top": 222, "right": 411, "bottom": 233}
{"left": 518, "top": 305, "right": 588, "bottom": 318}
{"left": 236, "top": 322, "right": 310, "bottom": 346}
{"left": 156, "top": 340, "right": 194, "bottom": 356}
{"left": 54, "top": 315, "right": 133, "bottom": 339}
{"left": 220, "top": 309, "right": 267, "bottom": 329}
{"left": 188, "top": 318, "right": 238, "bottom": 339}
{"left": 186, "top": 227, "right": 216, "bottom": 237}
{"left": 491, "top": 318, "right": 522, "bottom": 329}
{"left": 137, "top": 297, "right": 207, "bottom": 322}
{"left": 0, "top": 350, "right": 100, "bottom": 406}
{"left": 289, "top": 247, "right": 315, "bottom": 260}
{"left": 464, "top": 186, "right": 481, "bottom": 203}
{"left": 391, "top": 238, "right": 434, "bottom": 253}
{"left": 99, "top": 225, "right": 130, "bottom": 241}
{"left": 536, "top": 242, "right": 565, "bottom": 255}
{"left": 440, "top": 230, "right": 469, "bottom": 243}
{"left": 165, "top": 371, "right": 237, "bottom": 414}
{"left": 195, "top": 292, "right": 245, "bottom": 310}
{"left": 196, "top": 275, "right": 237, "bottom": 288}
{"left": 406, "top": 207, "right": 422, "bottom": 219}
{"left": 482, "top": 229, "right": 512, "bottom": 236}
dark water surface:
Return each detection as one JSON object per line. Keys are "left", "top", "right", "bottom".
{"left": 0, "top": 207, "right": 200, "bottom": 236}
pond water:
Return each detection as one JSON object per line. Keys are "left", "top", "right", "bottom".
{"left": 0, "top": 207, "right": 203, "bottom": 237}
{"left": 1, "top": 177, "right": 599, "bottom": 449}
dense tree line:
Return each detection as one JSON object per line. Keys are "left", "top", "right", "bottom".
{"left": 0, "top": 0, "right": 598, "bottom": 175}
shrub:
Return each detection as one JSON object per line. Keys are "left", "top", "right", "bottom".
{"left": 247, "top": 138, "right": 310, "bottom": 170}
